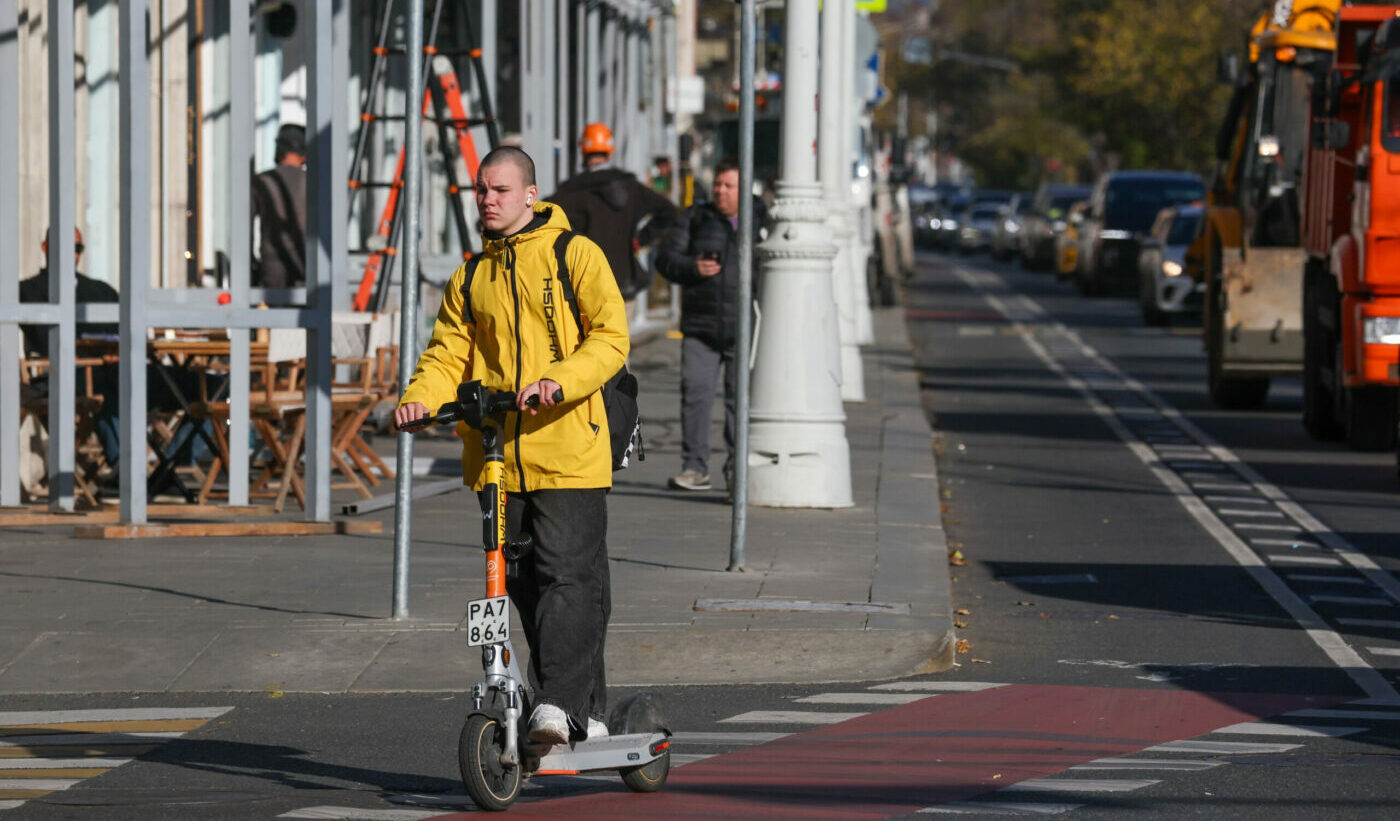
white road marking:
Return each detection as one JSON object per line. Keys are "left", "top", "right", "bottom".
{"left": 0, "top": 707, "right": 232, "bottom": 727}
{"left": 718, "top": 711, "right": 866, "bottom": 725}
{"left": 1255, "top": 539, "right": 1324, "bottom": 549}
{"left": 794, "top": 692, "right": 928, "bottom": 705}
{"left": 1309, "top": 594, "right": 1395, "bottom": 607}
{"left": 669, "top": 731, "right": 790, "bottom": 745}
{"left": 0, "top": 779, "right": 82, "bottom": 791}
{"left": 1367, "top": 647, "right": 1400, "bottom": 657}
{"left": 1213, "top": 722, "right": 1366, "bottom": 738}
{"left": 949, "top": 263, "right": 1400, "bottom": 703}
{"left": 1236, "top": 523, "right": 1305, "bottom": 532}
{"left": 0, "top": 732, "right": 183, "bottom": 747}
{"left": 1267, "top": 554, "right": 1342, "bottom": 566}
{"left": 958, "top": 326, "right": 996, "bottom": 336}
{"left": 670, "top": 753, "right": 714, "bottom": 766}
{"left": 1003, "top": 778, "right": 1160, "bottom": 793}
{"left": 1145, "top": 740, "right": 1301, "bottom": 754}
{"left": 1285, "top": 708, "right": 1400, "bottom": 720}
{"left": 1072, "top": 758, "right": 1221, "bottom": 771}
{"left": 1191, "top": 482, "right": 1254, "bottom": 491}
{"left": 919, "top": 802, "right": 1085, "bottom": 815}
{"left": 0, "top": 758, "right": 129, "bottom": 769}
{"left": 1204, "top": 495, "right": 1269, "bottom": 504}
{"left": 1339, "top": 618, "right": 1400, "bottom": 629}
{"left": 0, "top": 801, "right": 24, "bottom": 810}
{"left": 279, "top": 809, "right": 441, "bottom": 821}
{"left": 871, "top": 681, "right": 1009, "bottom": 692}
{"left": 1217, "top": 509, "right": 1286, "bottom": 518}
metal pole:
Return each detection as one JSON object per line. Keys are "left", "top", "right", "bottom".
{"left": 392, "top": 0, "right": 426, "bottom": 619}
{"left": 118, "top": 0, "right": 150, "bottom": 524}
{"left": 47, "top": 0, "right": 76, "bottom": 512}
{"left": 0, "top": 0, "right": 19, "bottom": 508}
{"left": 306, "top": 2, "right": 334, "bottom": 523}
{"left": 728, "top": 0, "right": 755, "bottom": 571}
{"left": 228, "top": 0, "right": 253, "bottom": 508}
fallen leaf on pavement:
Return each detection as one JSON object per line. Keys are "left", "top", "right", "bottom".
{"left": 948, "top": 549, "right": 968, "bottom": 567}
{"left": 1016, "top": 600, "right": 1034, "bottom": 606}
{"left": 955, "top": 639, "right": 971, "bottom": 654}
{"left": 954, "top": 608, "right": 971, "bottom": 615}
{"left": 970, "top": 658, "right": 991, "bottom": 664}
{"left": 954, "top": 620, "right": 968, "bottom": 629}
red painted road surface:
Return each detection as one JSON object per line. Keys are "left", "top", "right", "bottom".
{"left": 431, "top": 685, "right": 1335, "bottom": 820}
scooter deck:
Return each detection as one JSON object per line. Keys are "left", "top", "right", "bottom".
{"left": 528, "top": 732, "right": 669, "bottom": 775}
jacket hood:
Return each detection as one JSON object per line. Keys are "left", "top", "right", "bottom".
{"left": 482, "top": 202, "right": 573, "bottom": 250}
{"left": 555, "top": 167, "right": 635, "bottom": 212}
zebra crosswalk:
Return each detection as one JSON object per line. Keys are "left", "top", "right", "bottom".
{"left": 0, "top": 706, "right": 231, "bottom": 812}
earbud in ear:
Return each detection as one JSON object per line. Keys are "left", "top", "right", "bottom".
{"left": 526, "top": 196, "right": 534, "bottom": 205}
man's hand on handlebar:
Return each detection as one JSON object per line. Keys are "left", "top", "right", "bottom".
{"left": 394, "top": 402, "right": 431, "bottom": 433}
{"left": 517, "top": 379, "right": 563, "bottom": 415}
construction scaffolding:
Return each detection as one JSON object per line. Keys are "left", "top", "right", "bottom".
{"left": 0, "top": 0, "right": 680, "bottom": 532}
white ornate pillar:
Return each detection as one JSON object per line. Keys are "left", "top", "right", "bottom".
{"left": 844, "top": 0, "right": 875, "bottom": 344}
{"left": 820, "top": 0, "right": 864, "bottom": 401}
{"left": 746, "top": 0, "right": 853, "bottom": 508}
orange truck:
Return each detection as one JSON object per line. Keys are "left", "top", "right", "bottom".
{"left": 1301, "top": 4, "right": 1400, "bottom": 455}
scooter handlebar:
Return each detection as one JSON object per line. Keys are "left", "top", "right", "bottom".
{"left": 393, "top": 384, "right": 564, "bottom": 432}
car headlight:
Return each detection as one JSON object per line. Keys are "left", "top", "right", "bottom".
{"left": 1162, "top": 260, "right": 1183, "bottom": 277}
{"left": 1363, "top": 317, "right": 1400, "bottom": 344}
{"left": 916, "top": 216, "right": 929, "bottom": 228}
{"left": 1004, "top": 220, "right": 1020, "bottom": 233}
{"left": 1098, "top": 229, "right": 1133, "bottom": 241}
{"left": 943, "top": 219, "right": 958, "bottom": 230}
{"left": 930, "top": 218, "right": 942, "bottom": 230}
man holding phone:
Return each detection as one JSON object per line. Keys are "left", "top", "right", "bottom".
{"left": 655, "top": 159, "right": 764, "bottom": 495}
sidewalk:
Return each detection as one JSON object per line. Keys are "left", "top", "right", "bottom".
{"left": 0, "top": 307, "right": 954, "bottom": 693}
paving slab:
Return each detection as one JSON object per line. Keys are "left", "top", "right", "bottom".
{"left": 0, "top": 306, "right": 955, "bottom": 692}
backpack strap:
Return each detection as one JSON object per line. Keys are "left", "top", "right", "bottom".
{"left": 553, "top": 230, "right": 585, "bottom": 344}
{"left": 458, "top": 254, "right": 483, "bottom": 323}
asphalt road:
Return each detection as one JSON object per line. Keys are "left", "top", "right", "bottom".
{"left": 4, "top": 248, "right": 1399, "bottom": 819}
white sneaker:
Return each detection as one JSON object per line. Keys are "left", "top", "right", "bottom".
{"left": 528, "top": 703, "right": 569, "bottom": 745}
{"left": 587, "top": 717, "right": 610, "bottom": 739}
{"left": 668, "top": 469, "right": 711, "bottom": 491}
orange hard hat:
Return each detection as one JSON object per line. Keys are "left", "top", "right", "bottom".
{"left": 580, "top": 122, "right": 614, "bottom": 156}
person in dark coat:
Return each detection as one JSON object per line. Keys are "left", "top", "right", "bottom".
{"left": 251, "top": 124, "right": 307, "bottom": 289}
{"left": 548, "top": 122, "right": 677, "bottom": 325}
{"left": 655, "top": 158, "right": 764, "bottom": 494}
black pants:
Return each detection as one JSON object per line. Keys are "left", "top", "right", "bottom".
{"left": 485, "top": 488, "right": 610, "bottom": 729}
{"left": 680, "top": 335, "right": 737, "bottom": 477}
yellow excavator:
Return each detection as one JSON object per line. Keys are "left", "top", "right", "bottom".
{"left": 1195, "top": 1, "right": 1340, "bottom": 408}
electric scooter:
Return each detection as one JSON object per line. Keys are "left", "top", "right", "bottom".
{"left": 398, "top": 380, "right": 671, "bottom": 811}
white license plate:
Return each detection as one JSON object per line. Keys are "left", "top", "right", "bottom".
{"left": 465, "top": 596, "right": 511, "bottom": 646}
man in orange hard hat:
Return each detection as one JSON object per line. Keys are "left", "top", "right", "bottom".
{"left": 548, "top": 123, "right": 677, "bottom": 328}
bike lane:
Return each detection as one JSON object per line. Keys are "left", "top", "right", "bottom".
{"left": 429, "top": 684, "right": 1333, "bottom": 819}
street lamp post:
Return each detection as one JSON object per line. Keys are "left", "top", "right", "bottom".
{"left": 746, "top": 0, "right": 853, "bottom": 509}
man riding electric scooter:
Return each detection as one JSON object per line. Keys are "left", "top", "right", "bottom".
{"left": 395, "top": 146, "right": 629, "bottom": 746}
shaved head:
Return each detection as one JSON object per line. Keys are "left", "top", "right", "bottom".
{"left": 478, "top": 146, "right": 536, "bottom": 187}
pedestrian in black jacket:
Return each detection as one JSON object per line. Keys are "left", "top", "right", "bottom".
{"left": 655, "top": 159, "right": 764, "bottom": 494}
{"left": 548, "top": 122, "right": 677, "bottom": 325}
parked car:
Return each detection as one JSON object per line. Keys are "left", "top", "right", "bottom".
{"left": 1055, "top": 201, "right": 1091, "bottom": 281}
{"left": 1020, "top": 183, "right": 1094, "bottom": 270}
{"left": 957, "top": 203, "right": 1002, "bottom": 254}
{"left": 1136, "top": 205, "right": 1204, "bottom": 326}
{"left": 990, "top": 193, "right": 1034, "bottom": 260}
{"left": 1076, "top": 170, "right": 1205, "bottom": 295}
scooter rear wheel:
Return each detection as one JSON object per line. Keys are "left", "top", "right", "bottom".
{"left": 460, "top": 714, "right": 522, "bottom": 811}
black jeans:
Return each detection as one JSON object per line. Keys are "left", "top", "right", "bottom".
{"left": 484, "top": 488, "right": 610, "bottom": 729}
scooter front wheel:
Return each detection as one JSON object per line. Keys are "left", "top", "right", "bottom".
{"left": 460, "top": 714, "right": 522, "bottom": 811}
{"left": 620, "top": 749, "right": 670, "bottom": 793}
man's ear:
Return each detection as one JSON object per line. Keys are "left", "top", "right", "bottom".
{"left": 526, "top": 185, "right": 538, "bottom": 205}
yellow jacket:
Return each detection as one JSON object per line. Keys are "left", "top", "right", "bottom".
{"left": 399, "top": 202, "right": 629, "bottom": 491}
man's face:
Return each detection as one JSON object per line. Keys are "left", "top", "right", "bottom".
{"left": 713, "top": 170, "right": 740, "bottom": 217}
{"left": 476, "top": 161, "right": 538, "bottom": 234}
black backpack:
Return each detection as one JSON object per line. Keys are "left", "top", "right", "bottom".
{"left": 460, "top": 232, "right": 643, "bottom": 470}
